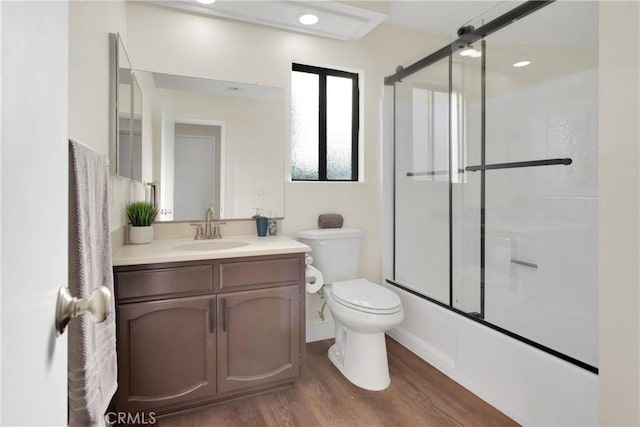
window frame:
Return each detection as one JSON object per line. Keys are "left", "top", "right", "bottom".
{"left": 291, "top": 63, "right": 360, "bottom": 182}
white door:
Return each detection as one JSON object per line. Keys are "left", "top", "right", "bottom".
{"left": 174, "top": 136, "right": 216, "bottom": 221}
{"left": 1, "top": 2, "right": 69, "bottom": 425}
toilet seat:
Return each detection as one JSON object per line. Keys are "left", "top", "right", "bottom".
{"left": 330, "top": 279, "right": 402, "bottom": 314}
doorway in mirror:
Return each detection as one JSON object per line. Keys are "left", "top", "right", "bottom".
{"left": 160, "top": 119, "right": 225, "bottom": 221}
{"left": 174, "top": 122, "right": 223, "bottom": 221}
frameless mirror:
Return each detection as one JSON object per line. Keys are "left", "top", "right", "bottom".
{"left": 134, "top": 70, "right": 285, "bottom": 221}
{"left": 110, "top": 33, "right": 143, "bottom": 181}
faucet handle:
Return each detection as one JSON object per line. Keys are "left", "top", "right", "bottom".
{"left": 190, "top": 223, "right": 204, "bottom": 240}
{"left": 212, "top": 223, "right": 225, "bottom": 239}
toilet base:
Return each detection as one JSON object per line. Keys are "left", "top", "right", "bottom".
{"left": 327, "top": 329, "right": 391, "bottom": 391}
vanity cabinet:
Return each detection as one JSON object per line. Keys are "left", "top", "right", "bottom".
{"left": 113, "top": 253, "right": 305, "bottom": 417}
{"left": 217, "top": 285, "right": 300, "bottom": 394}
{"left": 116, "top": 296, "right": 216, "bottom": 413}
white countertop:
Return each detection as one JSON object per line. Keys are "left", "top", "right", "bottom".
{"left": 112, "top": 235, "right": 311, "bottom": 266}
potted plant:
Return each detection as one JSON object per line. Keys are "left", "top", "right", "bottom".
{"left": 126, "top": 201, "right": 159, "bottom": 245}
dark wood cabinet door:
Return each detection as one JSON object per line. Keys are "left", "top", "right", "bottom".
{"left": 217, "top": 285, "right": 300, "bottom": 394}
{"left": 116, "top": 296, "right": 216, "bottom": 413}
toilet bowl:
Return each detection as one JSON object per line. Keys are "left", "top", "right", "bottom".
{"left": 323, "top": 278, "right": 403, "bottom": 391}
{"left": 296, "top": 228, "right": 404, "bottom": 391}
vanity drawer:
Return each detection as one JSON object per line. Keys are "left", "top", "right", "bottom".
{"left": 219, "top": 256, "right": 302, "bottom": 291}
{"left": 116, "top": 265, "right": 213, "bottom": 301}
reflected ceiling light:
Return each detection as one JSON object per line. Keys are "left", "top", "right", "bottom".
{"left": 299, "top": 14, "right": 319, "bottom": 25}
{"left": 196, "top": 0, "right": 216, "bottom": 4}
{"left": 460, "top": 48, "right": 481, "bottom": 58}
{"left": 513, "top": 60, "right": 531, "bottom": 68}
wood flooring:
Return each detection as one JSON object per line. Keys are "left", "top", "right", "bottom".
{"left": 159, "top": 337, "right": 518, "bottom": 427}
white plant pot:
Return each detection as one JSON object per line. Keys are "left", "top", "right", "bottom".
{"left": 129, "top": 225, "right": 154, "bottom": 245}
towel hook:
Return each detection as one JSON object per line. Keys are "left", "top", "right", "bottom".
{"left": 55, "top": 286, "right": 112, "bottom": 335}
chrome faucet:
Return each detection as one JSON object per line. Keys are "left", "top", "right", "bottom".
{"left": 212, "top": 223, "right": 223, "bottom": 239}
{"left": 189, "top": 207, "right": 225, "bottom": 240}
{"left": 190, "top": 223, "right": 205, "bottom": 240}
{"left": 205, "top": 207, "right": 216, "bottom": 238}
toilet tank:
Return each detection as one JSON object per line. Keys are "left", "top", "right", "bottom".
{"left": 296, "top": 228, "right": 364, "bottom": 284}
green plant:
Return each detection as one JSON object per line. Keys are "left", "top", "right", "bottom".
{"left": 126, "top": 201, "right": 159, "bottom": 227}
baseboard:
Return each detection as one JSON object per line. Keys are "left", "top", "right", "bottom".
{"left": 306, "top": 320, "right": 335, "bottom": 343}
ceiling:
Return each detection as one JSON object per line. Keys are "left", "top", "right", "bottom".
{"left": 386, "top": 1, "right": 506, "bottom": 39}
{"left": 152, "top": 0, "right": 388, "bottom": 40}
{"left": 151, "top": 1, "right": 598, "bottom": 48}
{"left": 388, "top": 1, "right": 597, "bottom": 47}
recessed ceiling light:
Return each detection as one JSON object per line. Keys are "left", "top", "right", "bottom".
{"left": 299, "top": 14, "right": 319, "bottom": 25}
{"left": 196, "top": 0, "right": 215, "bottom": 4}
{"left": 460, "top": 48, "right": 481, "bottom": 58}
{"left": 513, "top": 60, "right": 531, "bottom": 68}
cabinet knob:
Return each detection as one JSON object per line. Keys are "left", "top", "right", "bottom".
{"left": 55, "top": 286, "right": 112, "bottom": 335}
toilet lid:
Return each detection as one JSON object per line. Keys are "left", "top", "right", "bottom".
{"left": 330, "top": 279, "right": 401, "bottom": 314}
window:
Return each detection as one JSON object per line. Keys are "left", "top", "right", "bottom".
{"left": 410, "top": 87, "right": 466, "bottom": 184}
{"left": 291, "top": 63, "right": 359, "bottom": 181}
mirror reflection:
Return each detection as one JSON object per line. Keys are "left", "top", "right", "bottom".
{"left": 110, "top": 33, "right": 143, "bottom": 182}
{"left": 118, "top": 73, "right": 143, "bottom": 182}
{"left": 134, "top": 71, "right": 285, "bottom": 221}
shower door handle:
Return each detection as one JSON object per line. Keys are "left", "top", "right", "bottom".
{"left": 510, "top": 259, "right": 538, "bottom": 269}
{"left": 466, "top": 158, "right": 572, "bottom": 172}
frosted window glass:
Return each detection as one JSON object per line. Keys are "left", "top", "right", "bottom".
{"left": 326, "top": 76, "right": 353, "bottom": 180}
{"left": 291, "top": 71, "right": 319, "bottom": 180}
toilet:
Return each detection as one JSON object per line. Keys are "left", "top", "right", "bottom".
{"left": 297, "top": 228, "right": 404, "bottom": 391}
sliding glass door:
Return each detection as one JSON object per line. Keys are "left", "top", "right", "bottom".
{"left": 394, "top": 56, "right": 450, "bottom": 304}
{"left": 391, "top": 0, "right": 598, "bottom": 371}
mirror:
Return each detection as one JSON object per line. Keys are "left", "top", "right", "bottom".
{"left": 134, "top": 70, "right": 285, "bottom": 221}
{"left": 110, "top": 33, "right": 143, "bottom": 181}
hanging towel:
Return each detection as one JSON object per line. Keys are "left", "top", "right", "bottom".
{"left": 68, "top": 140, "right": 117, "bottom": 427}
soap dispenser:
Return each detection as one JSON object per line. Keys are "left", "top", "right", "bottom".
{"left": 268, "top": 211, "right": 278, "bottom": 236}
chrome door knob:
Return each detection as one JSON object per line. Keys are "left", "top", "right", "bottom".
{"left": 55, "top": 286, "right": 112, "bottom": 335}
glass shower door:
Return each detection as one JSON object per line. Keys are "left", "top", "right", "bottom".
{"left": 454, "top": 1, "right": 599, "bottom": 368}
{"left": 390, "top": 0, "right": 598, "bottom": 372}
{"left": 394, "top": 57, "right": 451, "bottom": 304}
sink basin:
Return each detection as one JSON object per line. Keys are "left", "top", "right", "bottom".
{"left": 173, "top": 241, "right": 249, "bottom": 251}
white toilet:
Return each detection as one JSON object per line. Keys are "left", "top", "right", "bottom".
{"left": 297, "top": 228, "right": 404, "bottom": 391}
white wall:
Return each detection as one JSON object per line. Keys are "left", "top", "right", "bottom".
{"left": 126, "top": 1, "right": 443, "bottom": 282}
{"left": 68, "top": 0, "right": 142, "bottom": 231}
{"left": 598, "top": 1, "right": 640, "bottom": 424}
{"left": 69, "top": 1, "right": 125, "bottom": 156}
